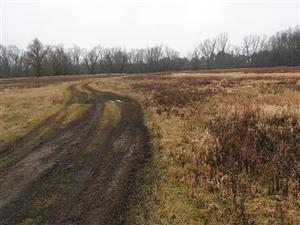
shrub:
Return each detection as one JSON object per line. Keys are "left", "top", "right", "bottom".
{"left": 206, "top": 110, "right": 300, "bottom": 201}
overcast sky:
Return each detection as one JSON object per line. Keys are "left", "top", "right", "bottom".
{"left": 1, "top": 0, "right": 299, "bottom": 54}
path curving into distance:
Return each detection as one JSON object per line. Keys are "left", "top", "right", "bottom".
{"left": 0, "top": 82, "right": 149, "bottom": 225}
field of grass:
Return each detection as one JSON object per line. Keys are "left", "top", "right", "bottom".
{"left": 1, "top": 71, "right": 299, "bottom": 224}
{"left": 91, "top": 72, "right": 300, "bottom": 224}
{"left": 0, "top": 83, "right": 67, "bottom": 145}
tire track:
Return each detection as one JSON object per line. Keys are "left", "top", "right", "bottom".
{"left": 0, "top": 83, "right": 149, "bottom": 225}
{"left": 0, "top": 83, "right": 101, "bottom": 209}
{"left": 0, "top": 83, "right": 93, "bottom": 172}
{"left": 0, "top": 83, "right": 88, "bottom": 152}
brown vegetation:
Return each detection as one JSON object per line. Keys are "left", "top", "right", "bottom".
{"left": 0, "top": 80, "right": 149, "bottom": 225}
{"left": 0, "top": 71, "right": 299, "bottom": 224}
{"left": 92, "top": 71, "right": 300, "bottom": 224}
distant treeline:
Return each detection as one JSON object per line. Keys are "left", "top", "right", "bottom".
{"left": 0, "top": 26, "right": 299, "bottom": 77}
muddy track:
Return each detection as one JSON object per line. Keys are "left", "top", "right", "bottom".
{"left": 0, "top": 84, "right": 97, "bottom": 175}
{"left": 0, "top": 84, "right": 89, "bottom": 155}
{"left": 0, "top": 82, "right": 149, "bottom": 225}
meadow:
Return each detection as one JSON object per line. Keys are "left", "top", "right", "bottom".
{"left": 0, "top": 71, "right": 299, "bottom": 224}
{"left": 91, "top": 71, "right": 300, "bottom": 224}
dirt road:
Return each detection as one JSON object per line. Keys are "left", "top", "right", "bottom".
{"left": 0, "top": 82, "right": 149, "bottom": 225}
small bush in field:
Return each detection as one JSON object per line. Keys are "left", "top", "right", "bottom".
{"left": 131, "top": 78, "right": 222, "bottom": 110}
{"left": 206, "top": 110, "right": 300, "bottom": 201}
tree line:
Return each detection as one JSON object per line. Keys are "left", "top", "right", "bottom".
{"left": 0, "top": 26, "right": 299, "bottom": 77}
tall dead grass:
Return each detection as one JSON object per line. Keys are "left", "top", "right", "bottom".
{"left": 104, "top": 72, "right": 300, "bottom": 224}
{"left": 10, "top": 72, "right": 297, "bottom": 224}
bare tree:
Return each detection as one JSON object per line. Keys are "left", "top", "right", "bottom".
{"left": 48, "top": 45, "right": 71, "bottom": 75}
{"left": 0, "top": 45, "right": 17, "bottom": 76}
{"left": 145, "top": 45, "right": 164, "bottom": 72}
{"left": 198, "top": 38, "right": 217, "bottom": 69}
{"left": 129, "top": 49, "right": 145, "bottom": 65}
{"left": 103, "top": 47, "right": 128, "bottom": 73}
{"left": 242, "top": 35, "right": 266, "bottom": 63}
{"left": 163, "top": 46, "right": 179, "bottom": 70}
{"left": 7, "top": 46, "right": 22, "bottom": 75}
{"left": 1, "top": 26, "right": 299, "bottom": 77}
{"left": 0, "top": 45, "right": 9, "bottom": 76}
{"left": 83, "top": 46, "right": 103, "bottom": 74}
{"left": 26, "top": 38, "right": 48, "bottom": 77}
{"left": 70, "top": 46, "right": 83, "bottom": 74}
{"left": 191, "top": 47, "right": 201, "bottom": 60}
{"left": 190, "top": 46, "right": 202, "bottom": 69}
{"left": 216, "top": 32, "right": 228, "bottom": 53}
{"left": 165, "top": 46, "right": 179, "bottom": 61}
{"left": 127, "top": 49, "right": 146, "bottom": 73}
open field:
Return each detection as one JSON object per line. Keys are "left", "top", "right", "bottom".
{"left": 0, "top": 70, "right": 300, "bottom": 224}
{"left": 0, "top": 79, "right": 148, "bottom": 225}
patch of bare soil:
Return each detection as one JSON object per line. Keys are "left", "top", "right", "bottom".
{"left": 0, "top": 83, "right": 149, "bottom": 225}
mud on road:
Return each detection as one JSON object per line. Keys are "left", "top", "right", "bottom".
{"left": 0, "top": 82, "right": 149, "bottom": 225}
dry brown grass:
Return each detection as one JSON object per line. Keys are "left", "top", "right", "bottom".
{"left": 92, "top": 71, "right": 300, "bottom": 224}
{"left": 0, "top": 81, "right": 83, "bottom": 145}
{"left": 1, "top": 71, "right": 299, "bottom": 224}
{"left": 1, "top": 84, "right": 62, "bottom": 145}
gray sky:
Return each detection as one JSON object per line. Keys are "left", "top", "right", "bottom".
{"left": 1, "top": 0, "right": 299, "bottom": 55}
